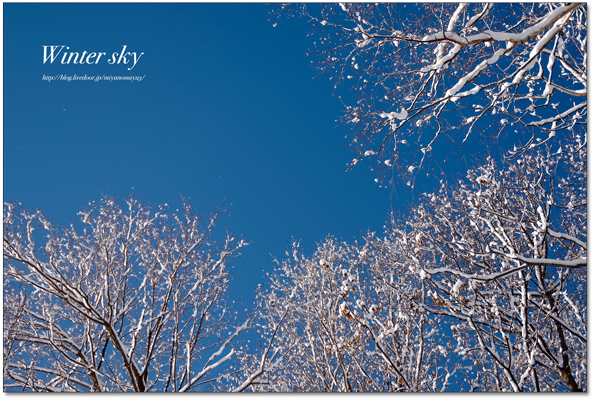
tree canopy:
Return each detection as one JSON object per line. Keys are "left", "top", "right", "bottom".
{"left": 243, "top": 135, "right": 586, "bottom": 392}
{"left": 4, "top": 197, "right": 255, "bottom": 391}
{"left": 277, "top": 3, "right": 586, "bottom": 185}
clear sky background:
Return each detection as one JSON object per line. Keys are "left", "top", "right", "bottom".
{"left": 3, "top": 2, "right": 415, "bottom": 306}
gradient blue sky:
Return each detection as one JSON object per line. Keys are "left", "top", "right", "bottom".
{"left": 3, "top": 2, "right": 415, "bottom": 305}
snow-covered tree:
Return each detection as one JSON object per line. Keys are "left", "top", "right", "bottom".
{"left": 382, "top": 136, "right": 586, "bottom": 391}
{"left": 279, "top": 3, "right": 586, "bottom": 184}
{"left": 249, "top": 137, "right": 586, "bottom": 392}
{"left": 242, "top": 238, "right": 460, "bottom": 392}
{"left": 3, "top": 197, "right": 258, "bottom": 392}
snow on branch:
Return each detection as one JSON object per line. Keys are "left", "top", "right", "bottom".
{"left": 285, "top": 2, "right": 587, "bottom": 184}
{"left": 4, "top": 196, "right": 251, "bottom": 392}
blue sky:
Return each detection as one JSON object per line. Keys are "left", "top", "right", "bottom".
{"left": 3, "top": 3, "right": 410, "bottom": 305}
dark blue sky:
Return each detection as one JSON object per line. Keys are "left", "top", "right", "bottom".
{"left": 3, "top": 3, "right": 407, "bottom": 305}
